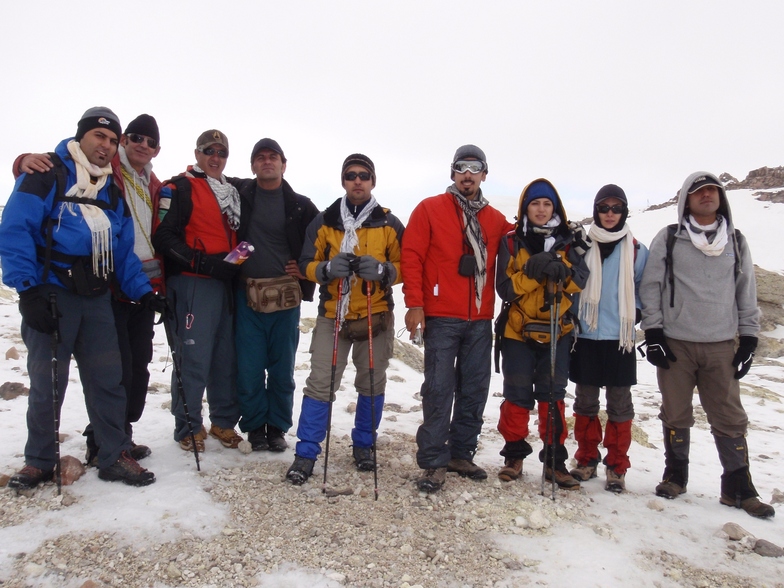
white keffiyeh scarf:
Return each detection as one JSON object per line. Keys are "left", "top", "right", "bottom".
{"left": 337, "top": 194, "right": 378, "bottom": 323}
{"left": 579, "top": 223, "right": 636, "bottom": 352}
{"left": 683, "top": 214, "right": 728, "bottom": 256}
{"left": 193, "top": 165, "right": 241, "bottom": 230}
{"left": 447, "top": 185, "right": 489, "bottom": 312}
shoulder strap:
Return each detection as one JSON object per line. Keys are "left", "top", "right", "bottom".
{"left": 665, "top": 224, "right": 678, "bottom": 308}
{"left": 734, "top": 229, "right": 742, "bottom": 278}
{"left": 41, "top": 153, "right": 66, "bottom": 282}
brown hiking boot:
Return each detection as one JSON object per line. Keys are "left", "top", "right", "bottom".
{"left": 417, "top": 467, "right": 447, "bottom": 493}
{"left": 179, "top": 425, "right": 207, "bottom": 452}
{"left": 655, "top": 479, "right": 686, "bottom": 499}
{"left": 570, "top": 464, "right": 598, "bottom": 481}
{"left": 8, "top": 465, "right": 54, "bottom": 490}
{"left": 605, "top": 467, "right": 626, "bottom": 493}
{"left": 209, "top": 424, "right": 243, "bottom": 448}
{"left": 720, "top": 494, "right": 776, "bottom": 519}
{"left": 98, "top": 450, "right": 155, "bottom": 486}
{"left": 545, "top": 464, "right": 581, "bottom": 490}
{"left": 498, "top": 458, "right": 523, "bottom": 482}
{"left": 447, "top": 458, "right": 487, "bottom": 480}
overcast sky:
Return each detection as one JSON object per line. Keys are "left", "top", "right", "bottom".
{"left": 1, "top": 1, "right": 782, "bottom": 222}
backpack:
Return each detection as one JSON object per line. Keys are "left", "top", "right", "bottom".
{"left": 664, "top": 223, "right": 742, "bottom": 308}
{"left": 37, "top": 153, "right": 124, "bottom": 296}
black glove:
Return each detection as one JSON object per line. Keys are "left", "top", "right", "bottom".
{"left": 325, "top": 252, "right": 353, "bottom": 280}
{"left": 524, "top": 251, "right": 556, "bottom": 281}
{"left": 197, "top": 253, "right": 240, "bottom": 281}
{"left": 357, "top": 255, "right": 384, "bottom": 281}
{"left": 141, "top": 292, "right": 169, "bottom": 314}
{"left": 541, "top": 259, "right": 569, "bottom": 283}
{"left": 644, "top": 328, "right": 677, "bottom": 369}
{"left": 19, "top": 285, "right": 60, "bottom": 334}
{"left": 732, "top": 336, "right": 757, "bottom": 380}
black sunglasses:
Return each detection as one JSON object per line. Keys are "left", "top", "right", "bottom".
{"left": 344, "top": 171, "right": 372, "bottom": 182}
{"left": 199, "top": 146, "right": 228, "bottom": 158}
{"left": 127, "top": 133, "right": 158, "bottom": 149}
{"left": 597, "top": 204, "right": 625, "bottom": 214}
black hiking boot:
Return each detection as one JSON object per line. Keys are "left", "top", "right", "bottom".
{"left": 267, "top": 426, "right": 288, "bottom": 452}
{"left": 416, "top": 467, "right": 447, "bottom": 493}
{"left": 8, "top": 465, "right": 54, "bottom": 490}
{"left": 130, "top": 443, "right": 151, "bottom": 461}
{"left": 447, "top": 458, "right": 487, "bottom": 480}
{"left": 286, "top": 455, "right": 315, "bottom": 485}
{"left": 353, "top": 446, "right": 375, "bottom": 471}
{"left": 98, "top": 450, "right": 156, "bottom": 487}
{"left": 248, "top": 426, "right": 269, "bottom": 451}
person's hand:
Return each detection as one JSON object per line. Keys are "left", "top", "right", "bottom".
{"left": 20, "top": 153, "right": 54, "bottom": 175}
{"left": 284, "top": 259, "right": 305, "bottom": 281}
{"left": 197, "top": 253, "right": 240, "bottom": 281}
{"left": 644, "top": 328, "right": 677, "bottom": 369}
{"left": 541, "top": 259, "right": 569, "bottom": 283}
{"left": 524, "top": 251, "right": 556, "bottom": 281}
{"left": 357, "top": 255, "right": 384, "bottom": 281}
{"left": 405, "top": 308, "right": 425, "bottom": 337}
{"left": 19, "top": 285, "right": 60, "bottom": 334}
{"left": 732, "top": 336, "right": 757, "bottom": 379}
{"left": 326, "top": 252, "right": 353, "bottom": 279}
{"left": 141, "top": 292, "right": 169, "bottom": 314}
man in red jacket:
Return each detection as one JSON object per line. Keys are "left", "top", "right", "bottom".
{"left": 13, "top": 114, "right": 166, "bottom": 464}
{"left": 402, "top": 145, "right": 513, "bottom": 492}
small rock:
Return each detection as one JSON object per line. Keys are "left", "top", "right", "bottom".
{"left": 385, "top": 415, "right": 398, "bottom": 422}
{"left": 722, "top": 522, "right": 753, "bottom": 541}
{"left": 400, "top": 544, "right": 413, "bottom": 554}
{"left": 0, "top": 381, "right": 28, "bottom": 400}
{"left": 60, "top": 455, "right": 86, "bottom": 486}
{"left": 346, "top": 402, "right": 357, "bottom": 414}
{"left": 238, "top": 440, "right": 252, "bottom": 454}
{"left": 80, "top": 581, "right": 101, "bottom": 588}
{"left": 753, "top": 539, "right": 784, "bottom": 558}
{"left": 326, "top": 572, "right": 345, "bottom": 582}
{"left": 5, "top": 347, "right": 20, "bottom": 360}
{"left": 514, "top": 516, "right": 527, "bottom": 528}
{"left": 61, "top": 493, "right": 78, "bottom": 507}
{"left": 528, "top": 509, "right": 550, "bottom": 530}
{"left": 0, "top": 474, "right": 10, "bottom": 487}
{"left": 166, "top": 563, "right": 181, "bottom": 579}
{"left": 221, "top": 527, "right": 236, "bottom": 536}
{"left": 770, "top": 488, "right": 784, "bottom": 505}
{"left": 646, "top": 500, "right": 665, "bottom": 512}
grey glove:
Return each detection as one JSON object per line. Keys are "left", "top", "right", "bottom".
{"left": 357, "top": 255, "right": 384, "bottom": 281}
{"left": 326, "top": 252, "right": 353, "bottom": 280}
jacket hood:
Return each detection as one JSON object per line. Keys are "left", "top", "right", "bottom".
{"left": 676, "top": 171, "right": 732, "bottom": 234}
{"left": 516, "top": 178, "right": 568, "bottom": 226}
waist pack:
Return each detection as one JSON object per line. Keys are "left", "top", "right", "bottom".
{"left": 522, "top": 319, "right": 558, "bottom": 345}
{"left": 246, "top": 275, "right": 302, "bottom": 313}
{"left": 49, "top": 257, "right": 110, "bottom": 297}
{"left": 339, "top": 311, "right": 391, "bottom": 341}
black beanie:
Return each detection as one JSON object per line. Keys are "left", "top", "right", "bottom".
{"left": 124, "top": 114, "right": 160, "bottom": 143}
{"left": 75, "top": 106, "right": 122, "bottom": 143}
{"left": 341, "top": 153, "right": 376, "bottom": 186}
{"left": 593, "top": 184, "right": 629, "bottom": 231}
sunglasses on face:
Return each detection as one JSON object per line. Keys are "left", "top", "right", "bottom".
{"left": 344, "top": 171, "right": 372, "bottom": 182}
{"left": 597, "top": 204, "right": 625, "bottom": 214}
{"left": 452, "top": 160, "right": 486, "bottom": 174}
{"left": 127, "top": 133, "right": 158, "bottom": 149}
{"left": 199, "top": 146, "right": 228, "bottom": 158}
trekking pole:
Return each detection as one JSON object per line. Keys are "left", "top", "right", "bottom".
{"left": 549, "top": 282, "right": 564, "bottom": 500}
{"left": 161, "top": 310, "right": 200, "bottom": 471}
{"left": 322, "top": 279, "right": 344, "bottom": 494}
{"left": 49, "top": 293, "right": 62, "bottom": 496}
{"left": 366, "top": 280, "right": 379, "bottom": 501}
{"left": 541, "top": 279, "right": 557, "bottom": 499}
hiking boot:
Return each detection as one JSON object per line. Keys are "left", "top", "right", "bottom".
{"left": 417, "top": 467, "right": 447, "bottom": 493}
{"left": 720, "top": 494, "right": 776, "bottom": 519}
{"left": 130, "top": 443, "right": 151, "bottom": 461}
{"left": 209, "top": 424, "right": 243, "bottom": 448}
{"left": 286, "top": 455, "right": 315, "bottom": 485}
{"left": 655, "top": 479, "right": 686, "bottom": 499}
{"left": 605, "top": 467, "right": 626, "bottom": 493}
{"left": 266, "top": 425, "right": 288, "bottom": 452}
{"left": 179, "top": 425, "right": 207, "bottom": 452}
{"left": 8, "top": 465, "right": 54, "bottom": 490}
{"left": 447, "top": 458, "right": 487, "bottom": 480}
{"left": 98, "top": 450, "right": 155, "bottom": 486}
{"left": 248, "top": 426, "right": 269, "bottom": 451}
{"left": 353, "top": 446, "right": 375, "bottom": 471}
{"left": 545, "top": 464, "right": 581, "bottom": 490}
{"left": 570, "top": 464, "right": 598, "bottom": 482}
{"left": 498, "top": 458, "right": 523, "bottom": 482}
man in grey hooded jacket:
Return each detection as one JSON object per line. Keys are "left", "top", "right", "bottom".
{"left": 639, "top": 171, "right": 774, "bottom": 518}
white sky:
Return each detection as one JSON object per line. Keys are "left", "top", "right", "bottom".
{"left": 1, "top": 1, "right": 782, "bottom": 222}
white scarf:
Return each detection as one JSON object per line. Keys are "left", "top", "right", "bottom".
{"left": 337, "top": 194, "right": 378, "bottom": 323}
{"left": 522, "top": 214, "right": 561, "bottom": 252}
{"left": 579, "top": 223, "right": 636, "bottom": 352}
{"left": 683, "top": 214, "right": 728, "bottom": 256}
{"left": 62, "top": 140, "right": 114, "bottom": 279}
{"left": 193, "top": 165, "right": 241, "bottom": 230}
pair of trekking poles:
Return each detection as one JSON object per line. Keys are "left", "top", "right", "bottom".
{"left": 322, "top": 277, "right": 380, "bottom": 500}
{"left": 541, "top": 278, "right": 564, "bottom": 501}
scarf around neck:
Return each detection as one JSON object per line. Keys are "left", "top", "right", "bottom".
{"left": 447, "top": 184, "right": 488, "bottom": 312}
{"left": 579, "top": 222, "right": 636, "bottom": 352}
{"left": 336, "top": 194, "right": 378, "bottom": 323}
{"left": 683, "top": 214, "right": 728, "bottom": 256}
{"left": 193, "top": 164, "right": 241, "bottom": 230}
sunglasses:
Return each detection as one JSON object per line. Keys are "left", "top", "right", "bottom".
{"left": 344, "top": 171, "right": 372, "bottom": 182}
{"left": 127, "top": 133, "right": 158, "bottom": 149}
{"left": 597, "top": 204, "right": 625, "bottom": 214}
{"left": 199, "top": 146, "right": 228, "bottom": 158}
{"left": 452, "top": 160, "right": 486, "bottom": 174}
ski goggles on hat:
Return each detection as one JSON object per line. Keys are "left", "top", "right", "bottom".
{"left": 596, "top": 204, "right": 625, "bottom": 214}
{"left": 127, "top": 133, "right": 159, "bottom": 149}
{"left": 452, "top": 160, "right": 486, "bottom": 174}
{"left": 343, "top": 171, "right": 372, "bottom": 182}
{"left": 198, "top": 146, "right": 228, "bottom": 158}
